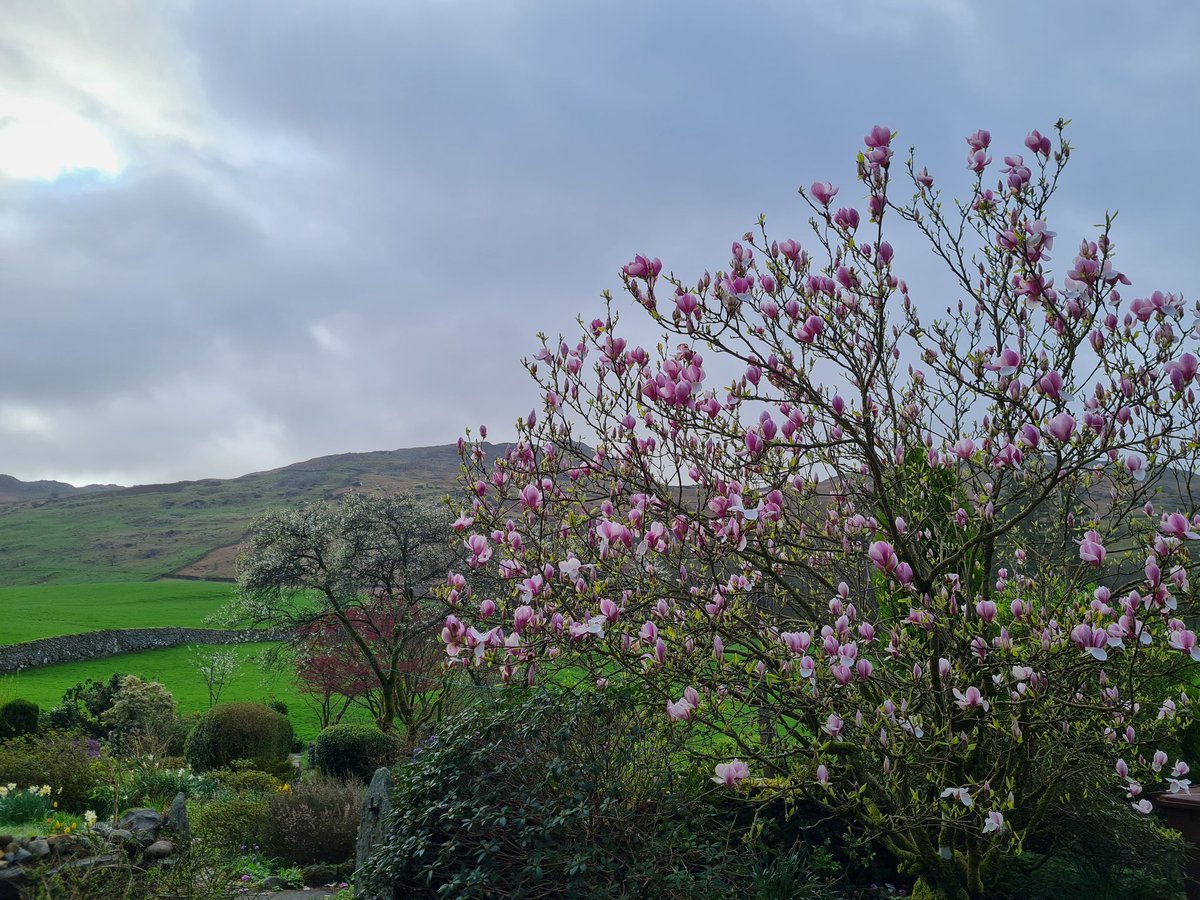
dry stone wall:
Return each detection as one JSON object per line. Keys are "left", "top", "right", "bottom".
{"left": 0, "top": 627, "right": 285, "bottom": 673}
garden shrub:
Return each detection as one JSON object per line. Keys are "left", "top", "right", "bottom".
{"left": 361, "top": 685, "right": 844, "bottom": 899}
{"left": 0, "top": 729, "right": 102, "bottom": 811}
{"left": 191, "top": 795, "right": 273, "bottom": 853}
{"left": 263, "top": 776, "right": 364, "bottom": 865}
{"left": 21, "top": 843, "right": 247, "bottom": 899}
{"left": 43, "top": 674, "right": 126, "bottom": 739}
{"left": 0, "top": 698, "right": 39, "bottom": 741}
{"left": 101, "top": 675, "right": 177, "bottom": 754}
{"left": 184, "top": 701, "right": 293, "bottom": 772}
{"left": 313, "top": 723, "right": 402, "bottom": 782}
{"left": 211, "top": 767, "right": 282, "bottom": 794}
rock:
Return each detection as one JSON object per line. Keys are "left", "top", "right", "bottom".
{"left": 260, "top": 875, "right": 287, "bottom": 890}
{"left": 144, "top": 840, "right": 173, "bottom": 860}
{"left": 165, "top": 792, "right": 190, "bottom": 842}
{"left": 9, "top": 850, "right": 29, "bottom": 865}
{"left": 26, "top": 839, "right": 49, "bottom": 859}
{"left": 52, "top": 852, "right": 119, "bottom": 872}
{"left": 108, "top": 828, "right": 135, "bottom": 844}
{"left": 354, "top": 766, "right": 394, "bottom": 898}
{"left": 116, "top": 808, "right": 162, "bottom": 845}
{"left": 0, "top": 865, "right": 25, "bottom": 900}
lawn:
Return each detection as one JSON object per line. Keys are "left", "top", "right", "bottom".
{"left": 0, "top": 580, "right": 239, "bottom": 645}
{"left": 0, "top": 642, "right": 368, "bottom": 742}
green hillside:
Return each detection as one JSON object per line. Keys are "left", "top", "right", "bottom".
{"left": 0, "top": 443, "right": 495, "bottom": 586}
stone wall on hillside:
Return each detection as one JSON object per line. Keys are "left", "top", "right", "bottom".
{"left": 0, "top": 626, "right": 287, "bottom": 673}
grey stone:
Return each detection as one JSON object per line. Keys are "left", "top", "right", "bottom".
{"left": 144, "top": 839, "right": 173, "bottom": 859}
{"left": 51, "top": 853, "right": 120, "bottom": 872}
{"left": 0, "top": 865, "right": 25, "bottom": 900}
{"left": 116, "top": 808, "right": 162, "bottom": 844}
{"left": 165, "top": 792, "right": 190, "bottom": 841}
{"left": 354, "top": 766, "right": 394, "bottom": 899}
{"left": 260, "top": 875, "right": 287, "bottom": 890}
{"left": 108, "top": 828, "right": 134, "bottom": 843}
{"left": 9, "top": 851, "right": 29, "bottom": 865}
{"left": 26, "top": 839, "right": 49, "bottom": 859}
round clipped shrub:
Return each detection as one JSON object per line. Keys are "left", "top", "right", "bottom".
{"left": 0, "top": 699, "right": 39, "bottom": 741}
{"left": 313, "top": 724, "right": 402, "bottom": 782}
{"left": 184, "top": 701, "right": 294, "bottom": 773}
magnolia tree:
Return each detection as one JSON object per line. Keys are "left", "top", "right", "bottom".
{"left": 442, "top": 123, "right": 1200, "bottom": 897}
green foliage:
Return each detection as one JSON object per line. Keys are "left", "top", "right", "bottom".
{"left": 0, "top": 729, "right": 102, "bottom": 811}
{"left": 184, "top": 701, "right": 294, "bottom": 772}
{"left": 263, "top": 776, "right": 364, "bottom": 865}
{"left": 0, "top": 783, "right": 53, "bottom": 824}
{"left": 122, "top": 761, "right": 216, "bottom": 808}
{"left": 21, "top": 842, "right": 247, "bottom": 899}
{"left": 0, "top": 698, "right": 39, "bottom": 740}
{"left": 44, "top": 673, "right": 126, "bottom": 738}
{"left": 100, "top": 675, "right": 177, "bottom": 753}
{"left": 313, "top": 723, "right": 402, "bottom": 782}
{"left": 362, "top": 686, "right": 840, "bottom": 899}
{"left": 6, "top": 641, "right": 361, "bottom": 742}
{"left": 191, "top": 795, "right": 273, "bottom": 853}
{"left": 985, "top": 789, "right": 1185, "bottom": 899}
{"left": 211, "top": 767, "right": 282, "bottom": 794}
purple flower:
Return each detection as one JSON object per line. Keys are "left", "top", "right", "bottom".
{"left": 965, "top": 129, "right": 991, "bottom": 151}
{"left": 1078, "top": 531, "right": 1107, "bottom": 567}
{"left": 712, "top": 759, "right": 749, "bottom": 787}
{"left": 1044, "top": 412, "right": 1077, "bottom": 443}
{"left": 810, "top": 181, "right": 839, "bottom": 206}
{"left": 1024, "top": 129, "right": 1052, "bottom": 157}
{"left": 868, "top": 540, "right": 898, "bottom": 573}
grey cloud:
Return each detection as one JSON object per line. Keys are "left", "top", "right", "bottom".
{"left": 0, "top": 0, "right": 1196, "bottom": 484}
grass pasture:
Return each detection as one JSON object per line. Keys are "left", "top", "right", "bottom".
{"left": 0, "top": 641, "right": 365, "bottom": 742}
{"left": 0, "top": 580, "right": 238, "bottom": 645}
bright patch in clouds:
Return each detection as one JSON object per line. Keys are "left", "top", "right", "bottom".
{"left": 0, "top": 94, "right": 122, "bottom": 180}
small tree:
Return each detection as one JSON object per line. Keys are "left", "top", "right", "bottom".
{"left": 101, "top": 675, "right": 177, "bottom": 755}
{"left": 444, "top": 124, "right": 1200, "bottom": 896}
{"left": 234, "top": 493, "right": 453, "bottom": 735}
{"left": 193, "top": 649, "right": 239, "bottom": 708}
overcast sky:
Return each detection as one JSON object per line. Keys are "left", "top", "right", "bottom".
{"left": 0, "top": 0, "right": 1196, "bottom": 486}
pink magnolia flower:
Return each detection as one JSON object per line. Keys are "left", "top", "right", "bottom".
{"left": 1025, "top": 129, "right": 1051, "bottom": 157}
{"left": 982, "top": 811, "right": 1005, "bottom": 834}
{"left": 1166, "top": 353, "right": 1199, "bottom": 392}
{"left": 987, "top": 346, "right": 1022, "bottom": 376}
{"left": 953, "top": 686, "right": 988, "bottom": 711}
{"left": 823, "top": 714, "right": 844, "bottom": 738}
{"left": 816, "top": 764, "right": 830, "bottom": 786}
{"left": 965, "top": 129, "right": 991, "bottom": 151}
{"left": 666, "top": 696, "right": 693, "bottom": 722}
{"left": 940, "top": 786, "right": 974, "bottom": 807}
{"left": 712, "top": 759, "right": 750, "bottom": 787}
{"left": 1133, "top": 798, "right": 1154, "bottom": 814}
{"left": 1070, "top": 623, "right": 1110, "bottom": 660}
{"left": 1124, "top": 454, "right": 1147, "bottom": 482}
{"left": 1161, "top": 512, "right": 1200, "bottom": 540}
{"left": 1044, "top": 412, "right": 1077, "bottom": 443}
{"left": 810, "top": 182, "right": 839, "bottom": 206}
{"left": 1078, "top": 531, "right": 1107, "bottom": 567}
{"left": 868, "top": 541, "right": 898, "bottom": 573}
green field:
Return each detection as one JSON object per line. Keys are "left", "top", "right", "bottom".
{"left": 0, "top": 580, "right": 238, "bottom": 645}
{"left": 0, "top": 642, "right": 368, "bottom": 742}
